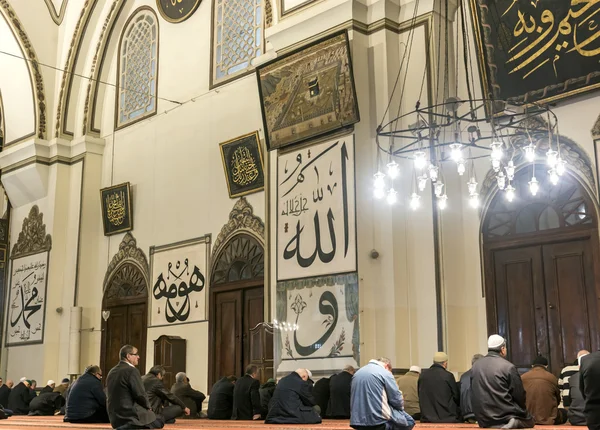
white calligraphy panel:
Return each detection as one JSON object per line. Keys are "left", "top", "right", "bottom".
{"left": 277, "top": 135, "right": 356, "bottom": 281}
{"left": 150, "top": 236, "right": 210, "bottom": 326}
{"left": 6, "top": 252, "right": 49, "bottom": 346}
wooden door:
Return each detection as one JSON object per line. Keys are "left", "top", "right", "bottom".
{"left": 543, "top": 239, "right": 600, "bottom": 372}
{"left": 128, "top": 303, "right": 147, "bottom": 373}
{"left": 243, "top": 287, "right": 265, "bottom": 377}
{"left": 214, "top": 290, "right": 242, "bottom": 379}
{"left": 104, "top": 305, "right": 128, "bottom": 375}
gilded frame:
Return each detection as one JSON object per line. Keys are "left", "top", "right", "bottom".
{"left": 156, "top": 0, "right": 202, "bottom": 23}
{"left": 219, "top": 131, "right": 265, "bottom": 198}
{"left": 278, "top": 0, "right": 319, "bottom": 18}
{"left": 100, "top": 182, "right": 134, "bottom": 236}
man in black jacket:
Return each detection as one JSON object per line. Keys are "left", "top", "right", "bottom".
{"left": 0, "top": 378, "right": 10, "bottom": 409}
{"left": 460, "top": 354, "right": 484, "bottom": 423}
{"left": 472, "top": 335, "right": 534, "bottom": 429}
{"left": 568, "top": 371, "right": 586, "bottom": 425}
{"left": 143, "top": 366, "right": 189, "bottom": 423}
{"left": 171, "top": 372, "right": 206, "bottom": 418}
{"left": 106, "top": 345, "right": 164, "bottom": 429}
{"left": 265, "top": 368, "right": 321, "bottom": 424}
{"left": 418, "top": 352, "right": 461, "bottom": 423}
{"left": 327, "top": 365, "right": 355, "bottom": 419}
{"left": 312, "top": 377, "right": 330, "bottom": 418}
{"left": 232, "top": 365, "right": 261, "bottom": 420}
{"left": 40, "top": 380, "right": 55, "bottom": 394}
{"left": 29, "top": 391, "right": 65, "bottom": 416}
{"left": 208, "top": 375, "right": 237, "bottom": 419}
{"left": 64, "top": 365, "right": 109, "bottom": 423}
{"left": 7, "top": 380, "right": 35, "bottom": 415}
{"left": 259, "top": 378, "right": 276, "bottom": 418}
{"left": 580, "top": 350, "right": 600, "bottom": 430}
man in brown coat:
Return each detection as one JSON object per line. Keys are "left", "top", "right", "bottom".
{"left": 396, "top": 366, "right": 421, "bottom": 420}
{"left": 521, "top": 356, "right": 566, "bottom": 425}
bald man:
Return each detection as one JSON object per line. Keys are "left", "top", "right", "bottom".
{"left": 265, "top": 369, "right": 321, "bottom": 424}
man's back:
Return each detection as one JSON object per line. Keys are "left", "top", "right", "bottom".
{"left": 580, "top": 351, "right": 600, "bottom": 428}
{"left": 396, "top": 372, "right": 419, "bottom": 417}
{"left": 65, "top": 373, "right": 106, "bottom": 421}
{"left": 208, "top": 377, "right": 235, "bottom": 419}
{"left": 171, "top": 381, "right": 205, "bottom": 416}
{"left": 418, "top": 365, "right": 460, "bottom": 423}
{"left": 328, "top": 371, "right": 353, "bottom": 418}
{"left": 521, "top": 366, "right": 560, "bottom": 424}
{"left": 0, "top": 385, "right": 10, "bottom": 408}
{"left": 265, "top": 372, "right": 321, "bottom": 424}
{"left": 232, "top": 375, "right": 260, "bottom": 420}
{"left": 312, "top": 378, "right": 330, "bottom": 417}
{"left": 558, "top": 363, "right": 579, "bottom": 408}
{"left": 567, "top": 371, "right": 586, "bottom": 426}
{"left": 8, "top": 383, "right": 33, "bottom": 414}
{"left": 459, "top": 370, "right": 474, "bottom": 420}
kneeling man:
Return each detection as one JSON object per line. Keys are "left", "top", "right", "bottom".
{"left": 143, "top": 366, "right": 189, "bottom": 424}
{"left": 64, "top": 365, "right": 109, "bottom": 423}
{"left": 265, "top": 369, "right": 321, "bottom": 424}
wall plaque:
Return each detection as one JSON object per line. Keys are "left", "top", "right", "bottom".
{"left": 219, "top": 131, "right": 265, "bottom": 198}
{"left": 156, "top": 0, "right": 202, "bottom": 23}
{"left": 101, "top": 182, "right": 133, "bottom": 236}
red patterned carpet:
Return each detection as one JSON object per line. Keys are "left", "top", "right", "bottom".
{"left": 0, "top": 417, "right": 584, "bottom": 430}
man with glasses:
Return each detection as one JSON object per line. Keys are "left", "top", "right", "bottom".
{"left": 64, "top": 365, "right": 108, "bottom": 424}
{"left": 107, "top": 345, "right": 164, "bottom": 429}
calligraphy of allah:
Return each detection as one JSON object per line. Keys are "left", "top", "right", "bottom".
{"left": 106, "top": 191, "right": 126, "bottom": 226}
{"left": 231, "top": 146, "right": 259, "bottom": 186}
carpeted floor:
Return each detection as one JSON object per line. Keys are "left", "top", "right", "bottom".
{"left": 0, "top": 417, "right": 584, "bottom": 430}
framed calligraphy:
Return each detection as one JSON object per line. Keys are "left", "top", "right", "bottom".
{"left": 279, "top": 0, "right": 318, "bottom": 17}
{"left": 156, "top": 0, "right": 202, "bottom": 23}
{"left": 470, "top": 0, "right": 600, "bottom": 105}
{"left": 6, "top": 252, "right": 49, "bottom": 346}
{"left": 276, "top": 135, "right": 356, "bottom": 281}
{"left": 256, "top": 30, "right": 360, "bottom": 151}
{"left": 149, "top": 235, "right": 211, "bottom": 327}
{"left": 219, "top": 131, "right": 265, "bottom": 198}
{"left": 100, "top": 183, "right": 133, "bottom": 236}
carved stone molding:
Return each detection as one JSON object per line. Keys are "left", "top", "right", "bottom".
{"left": 102, "top": 232, "right": 149, "bottom": 293}
{"left": 11, "top": 205, "right": 52, "bottom": 258}
{"left": 213, "top": 197, "right": 265, "bottom": 254}
{"left": 593, "top": 114, "right": 600, "bottom": 139}
{"left": 43, "top": 0, "right": 68, "bottom": 25}
{"left": 0, "top": 0, "right": 47, "bottom": 140}
{"left": 265, "top": 0, "right": 273, "bottom": 28}
{"left": 55, "top": 0, "right": 97, "bottom": 138}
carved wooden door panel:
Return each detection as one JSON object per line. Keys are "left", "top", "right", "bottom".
{"left": 105, "top": 305, "right": 128, "bottom": 375}
{"left": 214, "top": 290, "right": 243, "bottom": 379}
{"left": 128, "top": 303, "right": 147, "bottom": 373}
{"left": 243, "top": 287, "right": 265, "bottom": 379}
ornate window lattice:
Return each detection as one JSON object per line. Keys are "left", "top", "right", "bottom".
{"left": 104, "top": 263, "right": 148, "bottom": 302}
{"left": 212, "top": 0, "right": 264, "bottom": 86}
{"left": 212, "top": 234, "right": 264, "bottom": 284}
{"left": 117, "top": 9, "right": 158, "bottom": 128}
{"left": 483, "top": 167, "right": 594, "bottom": 239}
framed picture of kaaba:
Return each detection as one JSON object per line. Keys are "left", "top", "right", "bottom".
{"left": 100, "top": 182, "right": 133, "bottom": 236}
{"left": 470, "top": 0, "right": 600, "bottom": 105}
{"left": 256, "top": 30, "right": 360, "bottom": 151}
{"left": 219, "top": 131, "right": 265, "bottom": 198}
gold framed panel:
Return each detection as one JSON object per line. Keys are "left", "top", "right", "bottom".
{"left": 156, "top": 0, "right": 202, "bottom": 23}
{"left": 219, "top": 131, "right": 265, "bottom": 198}
{"left": 100, "top": 182, "right": 134, "bottom": 236}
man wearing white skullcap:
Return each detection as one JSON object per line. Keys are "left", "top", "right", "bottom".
{"left": 471, "top": 335, "right": 534, "bottom": 428}
{"left": 395, "top": 366, "right": 421, "bottom": 420}
{"left": 40, "top": 380, "right": 55, "bottom": 394}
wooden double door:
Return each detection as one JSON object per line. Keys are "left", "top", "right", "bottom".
{"left": 488, "top": 235, "right": 600, "bottom": 375}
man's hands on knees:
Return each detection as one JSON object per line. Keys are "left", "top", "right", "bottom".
{"left": 184, "top": 408, "right": 191, "bottom": 416}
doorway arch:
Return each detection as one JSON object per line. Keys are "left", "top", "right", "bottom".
{"left": 100, "top": 233, "right": 149, "bottom": 375}
{"left": 482, "top": 165, "right": 600, "bottom": 375}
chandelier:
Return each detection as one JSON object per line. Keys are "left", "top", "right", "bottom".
{"left": 373, "top": 0, "right": 565, "bottom": 210}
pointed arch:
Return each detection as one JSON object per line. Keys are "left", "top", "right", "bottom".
{"left": 102, "top": 232, "right": 149, "bottom": 295}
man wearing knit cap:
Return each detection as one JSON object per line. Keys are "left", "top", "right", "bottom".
{"left": 395, "top": 366, "right": 421, "bottom": 420}
{"left": 521, "top": 356, "right": 564, "bottom": 425}
{"left": 472, "top": 334, "right": 534, "bottom": 428}
{"left": 418, "top": 352, "right": 461, "bottom": 423}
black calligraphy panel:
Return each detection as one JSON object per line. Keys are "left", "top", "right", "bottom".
{"left": 471, "top": 0, "right": 600, "bottom": 104}
{"left": 156, "top": 0, "right": 202, "bottom": 23}
{"left": 100, "top": 182, "right": 133, "bottom": 236}
{"left": 219, "top": 131, "right": 265, "bottom": 198}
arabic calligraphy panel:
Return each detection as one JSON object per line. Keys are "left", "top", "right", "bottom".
{"left": 277, "top": 135, "right": 356, "bottom": 281}
{"left": 156, "top": 0, "right": 202, "bottom": 23}
{"left": 100, "top": 182, "right": 133, "bottom": 236}
{"left": 219, "top": 131, "right": 265, "bottom": 198}
{"left": 470, "top": 0, "right": 600, "bottom": 104}
{"left": 150, "top": 236, "right": 210, "bottom": 326}
{"left": 256, "top": 30, "right": 360, "bottom": 151}
{"left": 6, "top": 252, "right": 49, "bottom": 346}
{"left": 275, "top": 273, "right": 359, "bottom": 373}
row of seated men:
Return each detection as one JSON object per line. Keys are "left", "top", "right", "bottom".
{"left": 0, "top": 377, "right": 71, "bottom": 418}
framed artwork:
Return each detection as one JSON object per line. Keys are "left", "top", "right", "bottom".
{"left": 100, "top": 182, "right": 133, "bottom": 236}
{"left": 276, "top": 135, "right": 356, "bottom": 281}
{"left": 149, "top": 235, "right": 210, "bottom": 327}
{"left": 256, "top": 30, "right": 360, "bottom": 151}
{"left": 280, "top": 0, "right": 317, "bottom": 17}
{"left": 470, "top": 0, "right": 600, "bottom": 105}
{"left": 156, "top": 0, "right": 202, "bottom": 23}
{"left": 6, "top": 252, "right": 49, "bottom": 346}
{"left": 219, "top": 131, "right": 265, "bottom": 198}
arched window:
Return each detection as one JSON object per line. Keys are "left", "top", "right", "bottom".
{"left": 211, "top": 0, "right": 264, "bottom": 86}
{"left": 116, "top": 8, "right": 158, "bottom": 129}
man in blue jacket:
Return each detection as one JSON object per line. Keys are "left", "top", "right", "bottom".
{"left": 64, "top": 365, "right": 109, "bottom": 423}
{"left": 351, "top": 357, "right": 415, "bottom": 430}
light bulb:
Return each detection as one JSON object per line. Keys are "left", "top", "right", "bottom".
{"left": 469, "top": 193, "right": 480, "bottom": 209}
{"left": 505, "top": 185, "right": 515, "bottom": 202}
{"left": 492, "top": 158, "right": 501, "bottom": 172}
{"left": 497, "top": 172, "right": 506, "bottom": 190}
{"left": 457, "top": 161, "right": 466, "bottom": 176}
{"left": 434, "top": 182, "right": 445, "bottom": 197}
{"left": 374, "top": 188, "right": 385, "bottom": 199}
{"left": 374, "top": 171, "right": 385, "bottom": 189}
{"left": 428, "top": 164, "right": 439, "bottom": 181}
{"left": 387, "top": 161, "right": 399, "bottom": 179}
{"left": 418, "top": 175, "right": 428, "bottom": 192}
{"left": 525, "top": 143, "right": 536, "bottom": 162}
{"left": 409, "top": 192, "right": 421, "bottom": 210}
{"left": 450, "top": 143, "right": 463, "bottom": 162}
{"left": 386, "top": 188, "right": 397, "bottom": 205}
{"left": 546, "top": 149, "right": 558, "bottom": 168}
{"left": 505, "top": 160, "right": 515, "bottom": 180}
{"left": 529, "top": 176, "right": 539, "bottom": 196}
{"left": 438, "top": 194, "right": 448, "bottom": 210}
{"left": 556, "top": 158, "right": 566, "bottom": 176}
{"left": 549, "top": 169, "right": 559, "bottom": 185}
{"left": 414, "top": 152, "right": 427, "bottom": 170}
{"left": 491, "top": 141, "right": 503, "bottom": 161}
{"left": 467, "top": 177, "right": 478, "bottom": 195}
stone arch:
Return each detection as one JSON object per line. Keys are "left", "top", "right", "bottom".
{"left": 102, "top": 232, "right": 149, "bottom": 295}
{"left": 211, "top": 233, "right": 265, "bottom": 285}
